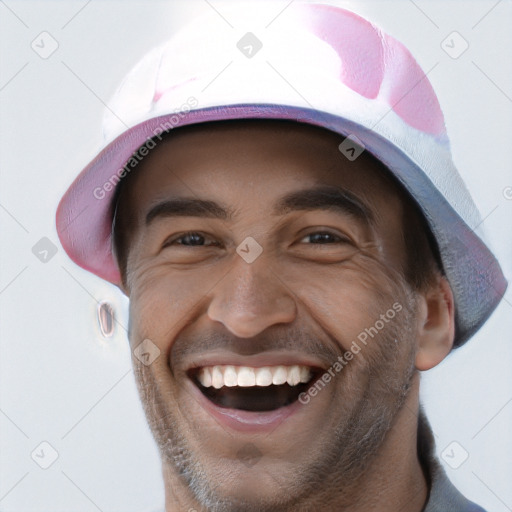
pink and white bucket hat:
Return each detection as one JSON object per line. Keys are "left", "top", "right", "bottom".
{"left": 56, "top": 2, "right": 507, "bottom": 346}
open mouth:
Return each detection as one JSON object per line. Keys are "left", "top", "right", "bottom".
{"left": 188, "top": 365, "right": 321, "bottom": 412}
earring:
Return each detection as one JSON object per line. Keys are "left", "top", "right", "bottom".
{"left": 97, "top": 301, "right": 115, "bottom": 338}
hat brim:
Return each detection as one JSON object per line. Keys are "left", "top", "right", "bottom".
{"left": 56, "top": 103, "right": 508, "bottom": 346}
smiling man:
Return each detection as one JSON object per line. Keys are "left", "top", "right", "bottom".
{"left": 112, "top": 119, "right": 443, "bottom": 511}
{"left": 56, "top": 3, "right": 507, "bottom": 512}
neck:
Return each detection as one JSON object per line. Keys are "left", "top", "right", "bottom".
{"left": 321, "top": 373, "right": 428, "bottom": 511}
{"left": 163, "top": 373, "right": 428, "bottom": 512}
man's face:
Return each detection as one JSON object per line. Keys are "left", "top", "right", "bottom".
{"left": 119, "top": 121, "right": 422, "bottom": 511}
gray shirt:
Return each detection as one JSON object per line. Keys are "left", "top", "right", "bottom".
{"left": 419, "top": 409, "right": 487, "bottom": 512}
{"left": 424, "top": 461, "right": 487, "bottom": 512}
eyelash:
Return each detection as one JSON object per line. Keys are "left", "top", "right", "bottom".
{"left": 163, "top": 230, "right": 349, "bottom": 248}
{"left": 163, "top": 232, "right": 220, "bottom": 248}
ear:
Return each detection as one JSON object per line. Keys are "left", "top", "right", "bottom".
{"left": 415, "top": 275, "right": 455, "bottom": 371}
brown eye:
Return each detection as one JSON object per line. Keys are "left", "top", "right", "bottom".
{"left": 163, "top": 232, "right": 219, "bottom": 248}
{"left": 176, "top": 233, "right": 206, "bottom": 246}
{"left": 301, "top": 231, "right": 347, "bottom": 244}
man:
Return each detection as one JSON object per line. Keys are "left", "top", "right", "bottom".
{"left": 56, "top": 3, "right": 507, "bottom": 511}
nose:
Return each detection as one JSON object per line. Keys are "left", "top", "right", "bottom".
{"left": 207, "top": 254, "right": 297, "bottom": 338}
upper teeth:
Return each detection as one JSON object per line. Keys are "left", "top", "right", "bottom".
{"left": 197, "top": 365, "right": 312, "bottom": 389}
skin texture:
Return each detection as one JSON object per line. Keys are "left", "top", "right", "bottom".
{"left": 115, "top": 120, "right": 455, "bottom": 512}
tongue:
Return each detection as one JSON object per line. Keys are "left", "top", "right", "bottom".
{"left": 201, "top": 384, "right": 303, "bottom": 412}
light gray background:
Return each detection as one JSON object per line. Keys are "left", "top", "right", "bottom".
{"left": 0, "top": 1, "right": 511, "bottom": 511}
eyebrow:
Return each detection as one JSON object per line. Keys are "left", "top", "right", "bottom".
{"left": 145, "top": 185, "right": 373, "bottom": 226}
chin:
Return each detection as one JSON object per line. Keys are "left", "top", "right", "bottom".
{"left": 192, "top": 469, "right": 297, "bottom": 512}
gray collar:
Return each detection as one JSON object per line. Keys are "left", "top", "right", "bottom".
{"left": 418, "top": 408, "right": 487, "bottom": 512}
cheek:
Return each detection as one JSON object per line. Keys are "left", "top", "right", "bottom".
{"left": 284, "top": 253, "right": 411, "bottom": 351}
{"left": 127, "top": 263, "right": 225, "bottom": 351}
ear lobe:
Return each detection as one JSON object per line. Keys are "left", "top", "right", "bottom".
{"left": 415, "top": 276, "right": 455, "bottom": 371}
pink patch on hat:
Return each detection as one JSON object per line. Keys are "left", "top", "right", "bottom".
{"left": 381, "top": 39, "right": 445, "bottom": 135}
{"left": 153, "top": 77, "right": 199, "bottom": 104}
{"left": 300, "top": 4, "right": 385, "bottom": 100}
{"left": 298, "top": 3, "right": 445, "bottom": 135}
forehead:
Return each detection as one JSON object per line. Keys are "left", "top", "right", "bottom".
{"left": 120, "top": 120, "right": 404, "bottom": 215}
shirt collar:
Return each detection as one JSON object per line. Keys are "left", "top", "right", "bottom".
{"left": 418, "top": 407, "right": 487, "bottom": 512}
